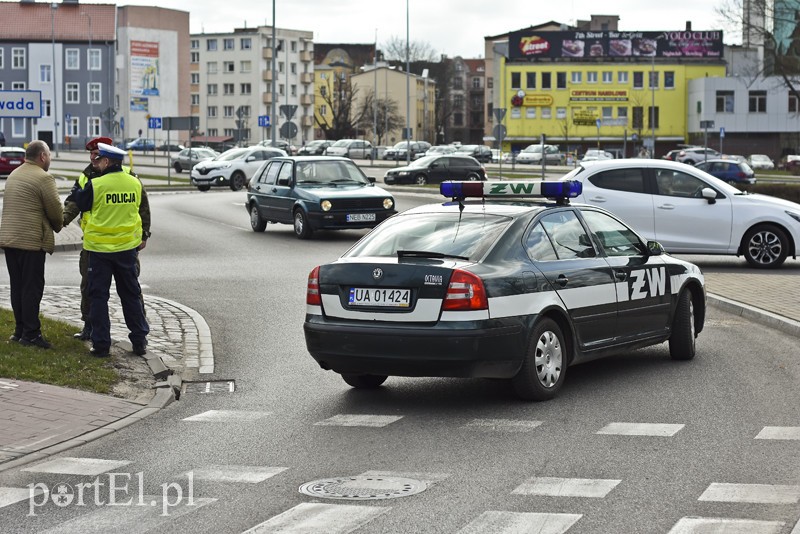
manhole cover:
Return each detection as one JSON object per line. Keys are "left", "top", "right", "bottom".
{"left": 299, "top": 476, "right": 427, "bottom": 501}
{"left": 181, "top": 380, "right": 235, "bottom": 394}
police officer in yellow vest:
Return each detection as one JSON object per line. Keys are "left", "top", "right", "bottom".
{"left": 69, "top": 143, "right": 149, "bottom": 358}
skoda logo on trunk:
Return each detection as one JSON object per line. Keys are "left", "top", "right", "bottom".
{"left": 372, "top": 268, "right": 383, "bottom": 280}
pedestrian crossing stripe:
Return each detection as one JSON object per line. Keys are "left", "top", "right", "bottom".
{"left": 457, "top": 511, "right": 582, "bottom": 534}
{"left": 462, "top": 418, "right": 544, "bottom": 432}
{"left": 314, "top": 414, "right": 403, "bottom": 427}
{"left": 187, "top": 466, "right": 288, "bottom": 484}
{"left": 667, "top": 517, "right": 785, "bottom": 534}
{"left": 698, "top": 483, "right": 800, "bottom": 504}
{"left": 182, "top": 410, "right": 271, "bottom": 422}
{"left": 596, "top": 422, "right": 685, "bottom": 437}
{"left": 242, "top": 502, "right": 390, "bottom": 534}
{"left": 21, "top": 457, "right": 131, "bottom": 476}
{"left": 755, "top": 426, "right": 800, "bottom": 440}
{"left": 0, "top": 486, "right": 45, "bottom": 509}
{"left": 512, "top": 477, "right": 621, "bottom": 498}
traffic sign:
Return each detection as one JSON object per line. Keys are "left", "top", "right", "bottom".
{"left": 148, "top": 117, "right": 162, "bottom": 129}
{"left": 280, "top": 105, "right": 298, "bottom": 120}
{"left": 493, "top": 108, "right": 507, "bottom": 122}
{"left": 596, "top": 118, "right": 601, "bottom": 128}
{"left": 258, "top": 115, "right": 271, "bottom": 128}
{"left": 720, "top": 127, "right": 725, "bottom": 138}
{"left": 65, "top": 113, "right": 72, "bottom": 122}
{"left": 492, "top": 124, "right": 507, "bottom": 142}
{"left": 120, "top": 117, "right": 125, "bottom": 131}
{"left": 280, "top": 122, "right": 298, "bottom": 139}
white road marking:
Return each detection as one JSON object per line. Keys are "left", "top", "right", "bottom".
{"left": 182, "top": 410, "right": 271, "bottom": 422}
{"left": 457, "top": 511, "right": 582, "bottom": 534}
{"left": 188, "top": 465, "right": 288, "bottom": 484}
{"left": 0, "top": 486, "right": 44, "bottom": 508}
{"left": 755, "top": 426, "right": 800, "bottom": 440}
{"left": 359, "top": 470, "right": 449, "bottom": 486}
{"left": 38, "top": 496, "right": 215, "bottom": 533}
{"left": 22, "top": 457, "right": 131, "bottom": 476}
{"left": 698, "top": 483, "right": 800, "bottom": 504}
{"left": 314, "top": 414, "right": 403, "bottom": 427}
{"left": 596, "top": 422, "right": 684, "bottom": 437}
{"left": 512, "top": 477, "right": 621, "bottom": 498}
{"left": 242, "top": 502, "right": 389, "bottom": 533}
{"left": 668, "top": 517, "right": 785, "bottom": 534}
{"left": 462, "top": 418, "right": 543, "bottom": 432}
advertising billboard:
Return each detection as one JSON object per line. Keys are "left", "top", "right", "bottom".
{"left": 130, "top": 40, "right": 160, "bottom": 97}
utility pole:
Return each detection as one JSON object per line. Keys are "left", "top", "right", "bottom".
{"left": 270, "top": 1, "right": 277, "bottom": 144}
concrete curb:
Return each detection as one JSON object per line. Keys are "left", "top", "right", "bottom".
{"left": 707, "top": 293, "right": 800, "bottom": 338}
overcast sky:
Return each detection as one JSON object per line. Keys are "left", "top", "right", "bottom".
{"left": 113, "top": 0, "right": 737, "bottom": 58}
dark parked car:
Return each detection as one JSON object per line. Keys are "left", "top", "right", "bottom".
{"left": 383, "top": 155, "right": 486, "bottom": 185}
{"left": 259, "top": 139, "right": 297, "bottom": 155}
{"left": 125, "top": 138, "right": 156, "bottom": 151}
{"left": 383, "top": 141, "right": 431, "bottom": 160}
{"left": 297, "top": 140, "right": 332, "bottom": 156}
{"left": 245, "top": 156, "right": 396, "bottom": 239}
{"left": 695, "top": 159, "right": 756, "bottom": 185}
{"left": 172, "top": 147, "right": 219, "bottom": 173}
{"left": 454, "top": 144, "right": 493, "bottom": 163}
{"left": 0, "top": 147, "right": 25, "bottom": 176}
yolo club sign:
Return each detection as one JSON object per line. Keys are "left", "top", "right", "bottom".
{"left": 509, "top": 30, "right": 724, "bottom": 61}
{"left": 0, "top": 90, "right": 43, "bottom": 118}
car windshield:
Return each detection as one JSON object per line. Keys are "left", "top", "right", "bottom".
{"left": 406, "top": 156, "right": 439, "bottom": 168}
{"left": 751, "top": 155, "right": 769, "bottom": 161}
{"left": 522, "top": 145, "right": 543, "bottom": 153}
{"left": 215, "top": 148, "right": 249, "bottom": 161}
{"left": 344, "top": 212, "right": 512, "bottom": 260}
{"left": 393, "top": 142, "right": 412, "bottom": 149}
{"left": 295, "top": 160, "right": 370, "bottom": 185}
{"left": 331, "top": 140, "right": 351, "bottom": 147}
{"left": 456, "top": 145, "right": 478, "bottom": 152}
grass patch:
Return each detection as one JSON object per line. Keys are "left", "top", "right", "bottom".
{"left": 0, "top": 308, "right": 119, "bottom": 394}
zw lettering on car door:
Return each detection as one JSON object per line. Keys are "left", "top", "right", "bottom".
{"left": 580, "top": 209, "right": 671, "bottom": 339}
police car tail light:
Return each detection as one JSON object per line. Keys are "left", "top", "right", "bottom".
{"left": 443, "top": 270, "right": 488, "bottom": 311}
{"left": 306, "top": 266, "right": 322, "bottom": 306}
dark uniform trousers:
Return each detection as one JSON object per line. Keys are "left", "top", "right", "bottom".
{"left": 87, "top": 248, "right": 149, "bottom": 350}
{"left": 79, "top": 246, "right": 145, "bottom": 323}
{"left": 3, "top": 248, "right": 46, "bottom": 340}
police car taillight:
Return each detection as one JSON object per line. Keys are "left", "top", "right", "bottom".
{"left": 440, "top": 180, "right": 582, "bottom": 200}
{"left": 443, "top": 270, "right": 488, "bottom": 311}
{"left": 307, "top": 266, "right": 321, "bottom": 305}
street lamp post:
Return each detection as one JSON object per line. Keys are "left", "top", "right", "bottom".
{"left": 82, "top": 12, "right": 93, "bottom": 139}
{"left": 405, "top": 0, "right": 410, "bottom": 165}
{"left": 51, "top": 2, "right": 59, "bottom": 156}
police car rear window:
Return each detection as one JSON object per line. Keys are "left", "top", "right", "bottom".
{"left": 344, "top": 212, "right": 512, "bottom": 260}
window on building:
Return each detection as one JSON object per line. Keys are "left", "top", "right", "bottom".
{"left": 12, "top": 48, "right": 25, "bottom": 69}
{"left": 12, "top": 118, "right": 25, "bottom": 138}
{"left": 617, "top": 106, "right": 628, "bottom": 119}
{"left": 240, "top": 83, "right": 251, "bottom": 94}
{"left": 455, "top": 62, "right": 463, "bottom": 72}
{"left": 291, "top": 84, "right": 297, "bottom": 96}
{"left": 320, "top": 105, "right": 327, "bottom": 116}
{"left": 291, "top": 40, "right": 297, "bottom": 52}
{"left": 88, "top": 117, "right": 100, "bottom": 137}
{"left": 42, "top": 99, "right": 51, "bottom": 118}
{"left": 454, "top": 112, "right": 463, "bottom": 126}
{"left": 223, "top": 38, "right": 234, "bottom": 50}
{"left": 40, "top": 64, "right": 52, "bottom": 83}
{"left": 526, "top": 107, "right": 536, "bottom": 119}
{"left": 602, "top": 106, "right": 613, "bottom": 118}
{"left": 191, "top": 94, "right": 199, "bottom": 105}
{"left": 241, "top": 38, "right": 252, "bottom": 50}
{"left": 618, "top": 71, "right": 628, "bottom": 84}
{"left": 472, "top": 77, "right": 481, "bottom": 88}
{"left": 208, "top": 62, "right": 217, "bottom": 74}
{"left": 278, "top": 61, "right": 284, "bottom": 73}
{"left": 541, "top": 107, "right": 552, "bottom": 119}
{"left": 11, "top": 82, "right": 25, "bottom": 90}
{"left": 632, "top": 106, "right": 644, "bottom": 128}
{"left": 454, "top": 95, "right": 464, "bottom": 108}
{"left": 571, "top": 71, "right": 582, "bottom": 84}
{"left": 207, "top": 39, "right": 217, "bottom": 51}
{"left": 556, "top": 107, "right": 567, "bottom": 119}
{"left": 279, "top": 84, "right": 285, "bottom": 96}
{"left": 224, "top": 83, "right": 235, "bottom": 95}
{"left": 191, "top": 39, "right": 199, "bottom": 49}
{"left": 556, "top": 72, "right": 567, "bottom": 89}
{"left": 208, "top": 106, "right": 217, "bottom": 117}
{"left": 716, "top": 91, "right": 734, "bottom": 112}
{"left": 602, "top": 71, "right": 613, "bottom": 83}
{"left": 789, "top": 93, "right": 799, "bottom": 113}
{"left": 664, "top": 71, "right": 675, "bottom": 89}
{"left": 471, "top": 95, "right": 482, "bottom": 108}
{"left": 208, "top": 84, "right": 218, "bottom": 95}
{"left": 66, "top": 49, "right": 79, "bottom": 70}
{"left": 526, "top": 72, "right": 536, "bottom": 89}
{"left": 88, "top": 49, "right": 101, "bottom": 70}
{"left": 320, "top": 85, "right": 327, "bottom": 97}
{"left": 207, "top": 128, "right": 218, "bottom": 136}
{"left": 290, "top": 62, "right": 296, "bottom": 74}
{"left": 191, "top": 73, "right": 200, "bottom": 84}
{"left": 66, "top": 117, "right": 78, "bottom": 136}
{"left": 452, "top": 76, "right": 462, "bottom": 90}
{"left": 647, "top": 106, "right": 659, "bottom": 128}
{"left": 633, "top": 72, "right": 644, "bottom": 89}
{"left": 240, "top": 105, "right": 251, "bottom": 117}
{"left": 487, "top": 77, "right": 494, "bottom": 89}
{"left": 511, "top": 108, "right": 521, "bottom": 119}
{"left": 191, "top": 52, "right": 199, "bottom": 63}
{"left": 586, "top": 71, "right": 597, "bottom": 83}
{"left": 649, "top": 71, "right": 659, "bottom": 89}
{"left": 542, "top": 72, "right": 552, "bottom": 89}
{"left": 66, "top": 83, "right": 79, "bottom": 103}
{"left": 749, "top": 90, "right": 767, "bottom": 112}
{"left": 224, "top": 61, "right": 235, "bottom": 73}
{"left": 88, "top": 82, "right": 101, "bottom": 104}
{"left": 224, "top": 105, "right": 234, "bottom": 118}
{"left": 0, "top": 49, "right": 4, "bottom": 69}
{"left": 511, "top": 72, "right": 521, "bottom": 89}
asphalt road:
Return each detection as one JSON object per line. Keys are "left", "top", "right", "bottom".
{"left": 0, "top": 191, "right": 797, "bottom": 533}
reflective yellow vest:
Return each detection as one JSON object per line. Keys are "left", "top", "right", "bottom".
{"left": 78, "top": 165, "right": 133, "bottom": 232}
{"left": 83, "top": 170, "right": 143, "bottom": 252}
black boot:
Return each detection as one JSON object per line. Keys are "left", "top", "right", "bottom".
{"left": 73, "top": 323, "right": 92, "bottom": 341}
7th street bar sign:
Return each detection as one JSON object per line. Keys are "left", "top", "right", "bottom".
{"left": 0, "top": 90, "right": 43, "bottom": 118}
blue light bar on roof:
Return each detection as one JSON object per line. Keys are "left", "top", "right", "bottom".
{"left": 440, "top": 180, "right": 582, "bottom": 199}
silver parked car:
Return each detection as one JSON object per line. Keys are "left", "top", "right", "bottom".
{"left": 173, "top": 147, "right": 219, "bottom": 173}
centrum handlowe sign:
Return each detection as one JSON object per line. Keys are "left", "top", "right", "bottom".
{"left": 0, "top": 90, "right": 42, "bottom": 118}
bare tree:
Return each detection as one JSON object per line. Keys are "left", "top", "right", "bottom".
{"left": 355, "top": 89, "right": 405, "bottom": 145}
{"left": 382, "top": 36, "right": 438, "bottom": 62}
{"left": 314, "top": 75, "right": 364, "bottom": 140}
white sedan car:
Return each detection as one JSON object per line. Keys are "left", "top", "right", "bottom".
{"left": 558, "top": 159, "right": 800, "bottom": 268}
{"left": 748, "top": 154, "right": 775, "bottom": 170}
{"left": 190, "top": 146, "right": 286, "bottom": 191}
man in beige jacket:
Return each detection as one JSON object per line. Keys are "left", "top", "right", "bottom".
{"left": 0, "top": 140, "right": 63, "bottom": 348}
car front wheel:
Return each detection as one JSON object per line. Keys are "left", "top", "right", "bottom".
{"left": 293, "top": 209, "right": 313, "bottom": 239}
{"left": 341, "top": 374, "right": 388, "bottom": 389}
{"left": 197, "top": 185, "right": 211, "bottom": 192}
{"left": 511, "top": 318, "right": 566, "bottom": 401}
{"left": 173, "top": 162, "right": 182, "bottom": 173}
{"left": 230, "top": 171, "right": 246, "bottom": 191}
{"left": 466, "top": 173, "right": 480, "bottom": 181}
{"left": 414, "top": 174, "right": 428, "bottom": 185}
{"left": 669, "top": 290, "right": 696, "bottom": 360}
{"left": 742, "top": 224, "right": 789, "bottom": 268}
{"left": 249, "top": 204, "right": 267, "bottom": 232}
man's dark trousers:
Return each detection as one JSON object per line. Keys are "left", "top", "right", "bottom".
{"left": 87, "top": 248, "right": 149, "bottom": 350}
{"left": 3, "top": 247, "right": 45, "bottom": 340}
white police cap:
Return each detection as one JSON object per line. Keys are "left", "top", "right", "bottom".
{"left": 96, "top": 143, "right": 126, "bottom": 160}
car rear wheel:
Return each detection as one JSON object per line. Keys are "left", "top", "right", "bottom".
{"left": 230, "top": 171, "right": 246, "bottom": 191}
{"left": 669, "top": 290, "right": 696, "bottom": 360}
{"left": 341, "top": 374, "right": 388, "bottom": 389}
{"left": 466, "top": 173, "right": 480, "bottom": 181}
{"left": 293, "top": 209, "right": 313, "bottom": 239}
{"left": 197, "top": 185, "right": 211, "bottom": 192}
{"left": 173, "top": 162, "right": 182, "bottom": 173}
{"left": 414, "top": 174, "right": 428, "bottom": 185}
{"left": 249, "top": 204, "right": 266, "bottom": 232}
{"left": 511, "top": 318, "right": 566, "bottom": 401}
{"left": 742, "top": 224, "right": 789, "bottom": 268}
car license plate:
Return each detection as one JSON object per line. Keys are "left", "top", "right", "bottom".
{"left": 9, "top": 160, "right": 21, "bottom": 165}
{"left": 346, "top": 213, "right": 376, "bottom": 223}
{"left": 349, "top": 288, "right": 410, "bottom": 307}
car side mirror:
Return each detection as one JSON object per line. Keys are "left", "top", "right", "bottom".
{"left": 646, "top": 240, "right": 665, "bottom": 256}
{"left": 701, "top": 187, "right": 717, "bottom": 204}
{"left": 367, "top": 176, "right": 376, "bottom": 183}
{"left": 246, "top": 156, "right": 256, "bottom": 162}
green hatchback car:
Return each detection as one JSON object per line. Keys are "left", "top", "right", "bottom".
{"left": 245, "top": 156, "right": 396, "bottom": 239}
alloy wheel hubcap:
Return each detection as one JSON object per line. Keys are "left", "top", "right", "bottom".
{"left": 535, "top": 330, "right": 562, "bottom": 388}
{"left": 749, "top": 231, "right": 781, "bottom": 264}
